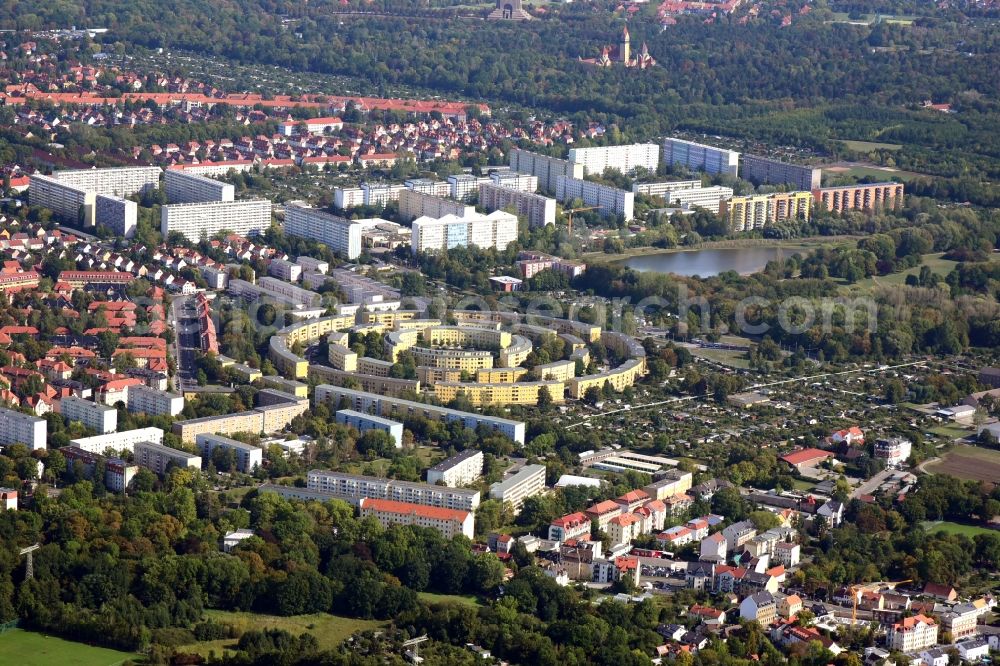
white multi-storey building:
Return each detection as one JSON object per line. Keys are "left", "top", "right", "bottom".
{"left": 657, "top": 186, "right": 735, "bottom": 214}
{"left": 134, "top": 440, "right": 202, "bottom": 476}
{"left": 568, "top": 143, "right": 660, "bottom": 176}
{"left": 0, "top": 407, "right": 47, "bottom": 450}
{"left": 361, "top": 182, "right": 406, "bottom": 207}
{"left": 662, "top": 138, "right": 740, "bottom": 177}
{"left": 268, "top": 258, "right": 302, "bottom": 282}
{"left": 410, "top": 211, "right": 518, "bottom": 254}
{"left": 230, "top": 277, "right": 322, "bottom": 309}
{"left": 398, "top": 189, "right": 475, "bottom": 222}
{"left": 161, "top": 199, "right": 272, "bottom": 242}
{"left": 426, "top": 449, "right": 484, "bottom": 487}
{"left": 127, "top": 385, "right": 184, "bottom": 417}
{"left": 50, "top": 166, "right": 161, "bottom": 198}
{"left": 555, "top": 176, "right": 634, "bottom": 221}
{"left": 478, "top": 183, "right": 556, "bottom": 227}
{"left": 165, "top": 169, "right": 235, "bottom": 204}
{"left": 489, "top": 464, "right": 546, "bottom": 512}
{"left": 404, "top": 178, "right": 451, "bottom": 197}
{"left": 29, "top": 174, "right": 96, "bottom": 226}
{"left": 70, "top": 427, "right": 164, "bottom": 455}
{"left": 447, "top": 174, "right": 490, "bottom": 201}
{"left": 334, "top": 186, "right": 365, "bottom": 210}
{"left": 94, "top": 194, "right": 137, "bottom": 238}
{"left": 60, "top": 395, "right": 117, "bottom": 434}
{"left": 335, "top": 409, "right": 404, "bottom": 448}
{"left": 874, "top": 437, "right": 912, "bottom": 467}
{"left": 307, "top": 470, "right": 481, "bottom": 510}
{"left": 509, "top": 149, "right": 585, "bottom": 194}
{"left": 283, "top": 202, "right": 371, "bottom": 260}
{"left": 296, "top": 256, "right": 329, "bottom": 274}
{"left": 632, "top": 180, "right": 702, "bottom": 197}
{"left": 489, "top": 171, "right": 538, "bottom": 192}
{"left": 195, "top": 433, "right": 262, "bottom": 473}
{"left": 886, "top": 615, "right": 938, "bottom": 652}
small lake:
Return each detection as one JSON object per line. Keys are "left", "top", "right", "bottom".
{"left": 623, "top": 246, "right": 799, "bottom": 277}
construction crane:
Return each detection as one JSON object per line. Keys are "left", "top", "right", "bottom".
{"left": 401, "top": 635, "right": 428, "bottom": 664}
{"left": 850, "top": 579, "right": 911, "bottom": 624}
{"left": 563, "top": 206, "right": 599, "bottom": 235}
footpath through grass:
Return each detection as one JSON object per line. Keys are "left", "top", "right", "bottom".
{"left": 0, "top": 629, "right": 140, "bottom": 666}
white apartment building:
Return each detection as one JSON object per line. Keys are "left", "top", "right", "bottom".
{"left": 60, "top": 395, "right": 117, "bottom": 434}
{"left": 886, "top": 615, "right": 938, "bottom": 652}
{"left": 874, "top": 437, "right": 913, "bottom": 467}
{"left": 0, "top": 407, "right": 47, "bottom": 450}
{"left": 489, "top": 171, "right": 537, "bottom": 192}
{"left": 632, "top": 180, "right": 702, "bottom": 196}
{"left": 161, "top": 199, "right": 272, "bottom": 242}
{"left": 662, "top": 138, "right": 740, "bottom": 177}
{"left": 404, "top": 178, "right": 451, "bottom": 197}
{"left": 509, "top": 149, "right": 585, "bottom": 194}
{"left": 105, "top": 458, "right": 138, "bottom": 493}
{"left": 334, "top": 186, "right": 365, "bottom": 209}
{"left": 410, "top": 211, "right": 518, "bottom": 254}
{"left": 307, "top": 470, "right": 481, "bottom": 511}
{"left": 195, "top": 433, "right": 262, "bottom": 473}
{"left": 426, "top": 449, "right": 484, "bottom": 488}
{"left": 447, "top": 174, "right": 490, "bottom": 201}
{"left": 489, "top": 464, "right": 546, "bottom": 512}
{"left": 229, "top": 277, "right": 322, "bottom": 309}
{"left": 478, "top": 183, "right": 556, "bottom": 227}
{"left": 296, "top": 256, "right": 329, "bottom": 274}
{"left": 335, "top": 409, "right": 404, "bottom": 448}
{"left": 29, "top": 174, "right": 96, "bottom": 226}
{"left": 127, "top": 385, "right": 184, "bottom": 417}
{"left": 70, "top": 427, "right": 164, "bottom": 455}
{"left": 268, "top": 258, "right": 302, "bottom": 282}
{"left": 200, "top": 264, "right": 229, "bottom": 289}
{"left": 658, "top": 186, "right": 735, "bottom": 214}
{"left": 283, "top": 201, "right": 368, "bottom": 260}
{"left": 555, "top": 176, "right": 634, "bottom": 221}
{"left": 50, "top": 166, "right": 161, "bottom": 198}
{"left": 568, "top": 143, "right": 660, "bottom": 176}
{"left": 134, "top": 440, "right": 202, "bottom": 476}
{"left": 94, "top": 194, "right": 137, "bottom": 238}
{"left": 164, "top": 169, "right": 235, "bottom": 204}
{"left": 359, "top": 498, "right": 474, "bottom": 540}
{"left": 361, "top": 182, "right": 406, "bottom": 207}
{"left": 398, "top": 189, "right": 475, "bottom": 222}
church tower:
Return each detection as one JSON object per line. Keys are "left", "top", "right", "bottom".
{"left": 619, "top": 26, "right": 631, "bottom": 64}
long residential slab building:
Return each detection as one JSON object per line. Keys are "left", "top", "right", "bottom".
{"left": 509, "top": 148, "right": 585, "bottom": 194}
{"left": 568, "top": 143, "right": 660, "bottom": 176}
{"left": 165, "top": 168, "right": 235, "bottom": 203}
{"left": 478, "top": 182, "right": 556, "bottom": 227}
{"left": 161, "top": 199, "right": 272, "bottom": 242}
{"left": 314, "top": 385, "right": 526, "bottom": 444}
{"left": 555, "top": 176, "right": 634, "bottom": 221}
{"left": 283, "top": 201, "right": 390, "bottom": 260}
{"left": 0, "top": 407, "right": 47, "bottom": 451}
{"left": 740, "top": 154, "right": 822, "bottom": 190}
{"left": 410, "top": 211, "right": 518, "bottom": 254}
{"left": 307, "top": 470, "right": 481, "bottom": 510}
{"left": 662, "top": 137, "right": 740, "bottom": 177}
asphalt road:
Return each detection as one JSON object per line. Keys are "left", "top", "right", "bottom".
{"left": 170, "top": 294, "right": 201, "bottom": 392}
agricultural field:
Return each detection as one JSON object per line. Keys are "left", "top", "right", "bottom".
{"left": 0, "top": 629, "right": 140, "bottom": 666}
{"left": 841, "top": 140, "right": 903, "bottom": 152}
{"left": 924, "top": 445, "right": 1000, "bottom": 484}
{"left": 823, "top": 164, "right": 927, "bottom": 183}
{"left": 176, "top": 610, "right": 385, "bottom": 658}
{"left": 921, "top": 521, "right": 997, "bottom": 538}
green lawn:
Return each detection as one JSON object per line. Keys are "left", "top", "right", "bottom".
{"left": 790, "top": 478, "right": 816, "bottom": 492}
{"left": 927, "top": 424, "right": 974, "bottom": 440}
{"left": 840, "top": 253, "right": 961, "bottom": 293}
{"left": 823, "top": 165, "right": 927, "bottom": 183}
{"left": 921, "top": 521, "right": 996, "bottom": 538}
{"left": 841, "top": 140, "right": 903, "bottom": 152}
{"left": 0, "top": 629, "right": 140, "bottom": 666}
{"left": 176, "top": 610, "right": 385, "bottom": 657}
{"left": 690, "top": 347, "right": 751, "bottom": 369}
{"left": 417, "top": 592, "right": 483, "bottom": 608}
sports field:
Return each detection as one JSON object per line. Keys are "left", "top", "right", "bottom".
{"left": 0, "top": 629, "right": 140, "bottom": 666}
{"left": 922, "top": 521, "right": 996, "bottom": 538}
{"left": 924, "top": 445, "right": 1000, "bottom": 484}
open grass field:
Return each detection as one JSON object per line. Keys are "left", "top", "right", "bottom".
{"left": 417, "top": 592, "right": 483, "bottom": 608}
{"left": 823, "top": 164, "right": 927, "bottom": 183}
{"left": 690, "top": 347, "right": 751, "bottom": 369}
{"left": 841, "top": 140, "right": 903, "bottom": 152}
{"left": 0, "top": 629, "right": 141, "bottom": 666}
{"left": 924, "top": 445, "right": 1000, "bottom": 484}
{"left": 839, "top": 252, "right": 987, "bottom": 293}
{"left": 927, "top": 424, "right": 975, "bottom": 441}
{"left": 828, "top": 12, "right": 917, "bottom": 24}
{"left": 176, "top": 610, "right": 385, "bottom": 658}
{"left": 922, "top": 521, "right": 997, "bottom": 538}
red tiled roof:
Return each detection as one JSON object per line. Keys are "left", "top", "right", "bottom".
{"left": 360, "top": 498, "right": 469, "bottom": 522}
{"left": 780, "top": 448, "right": 832, "bottom": 465}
